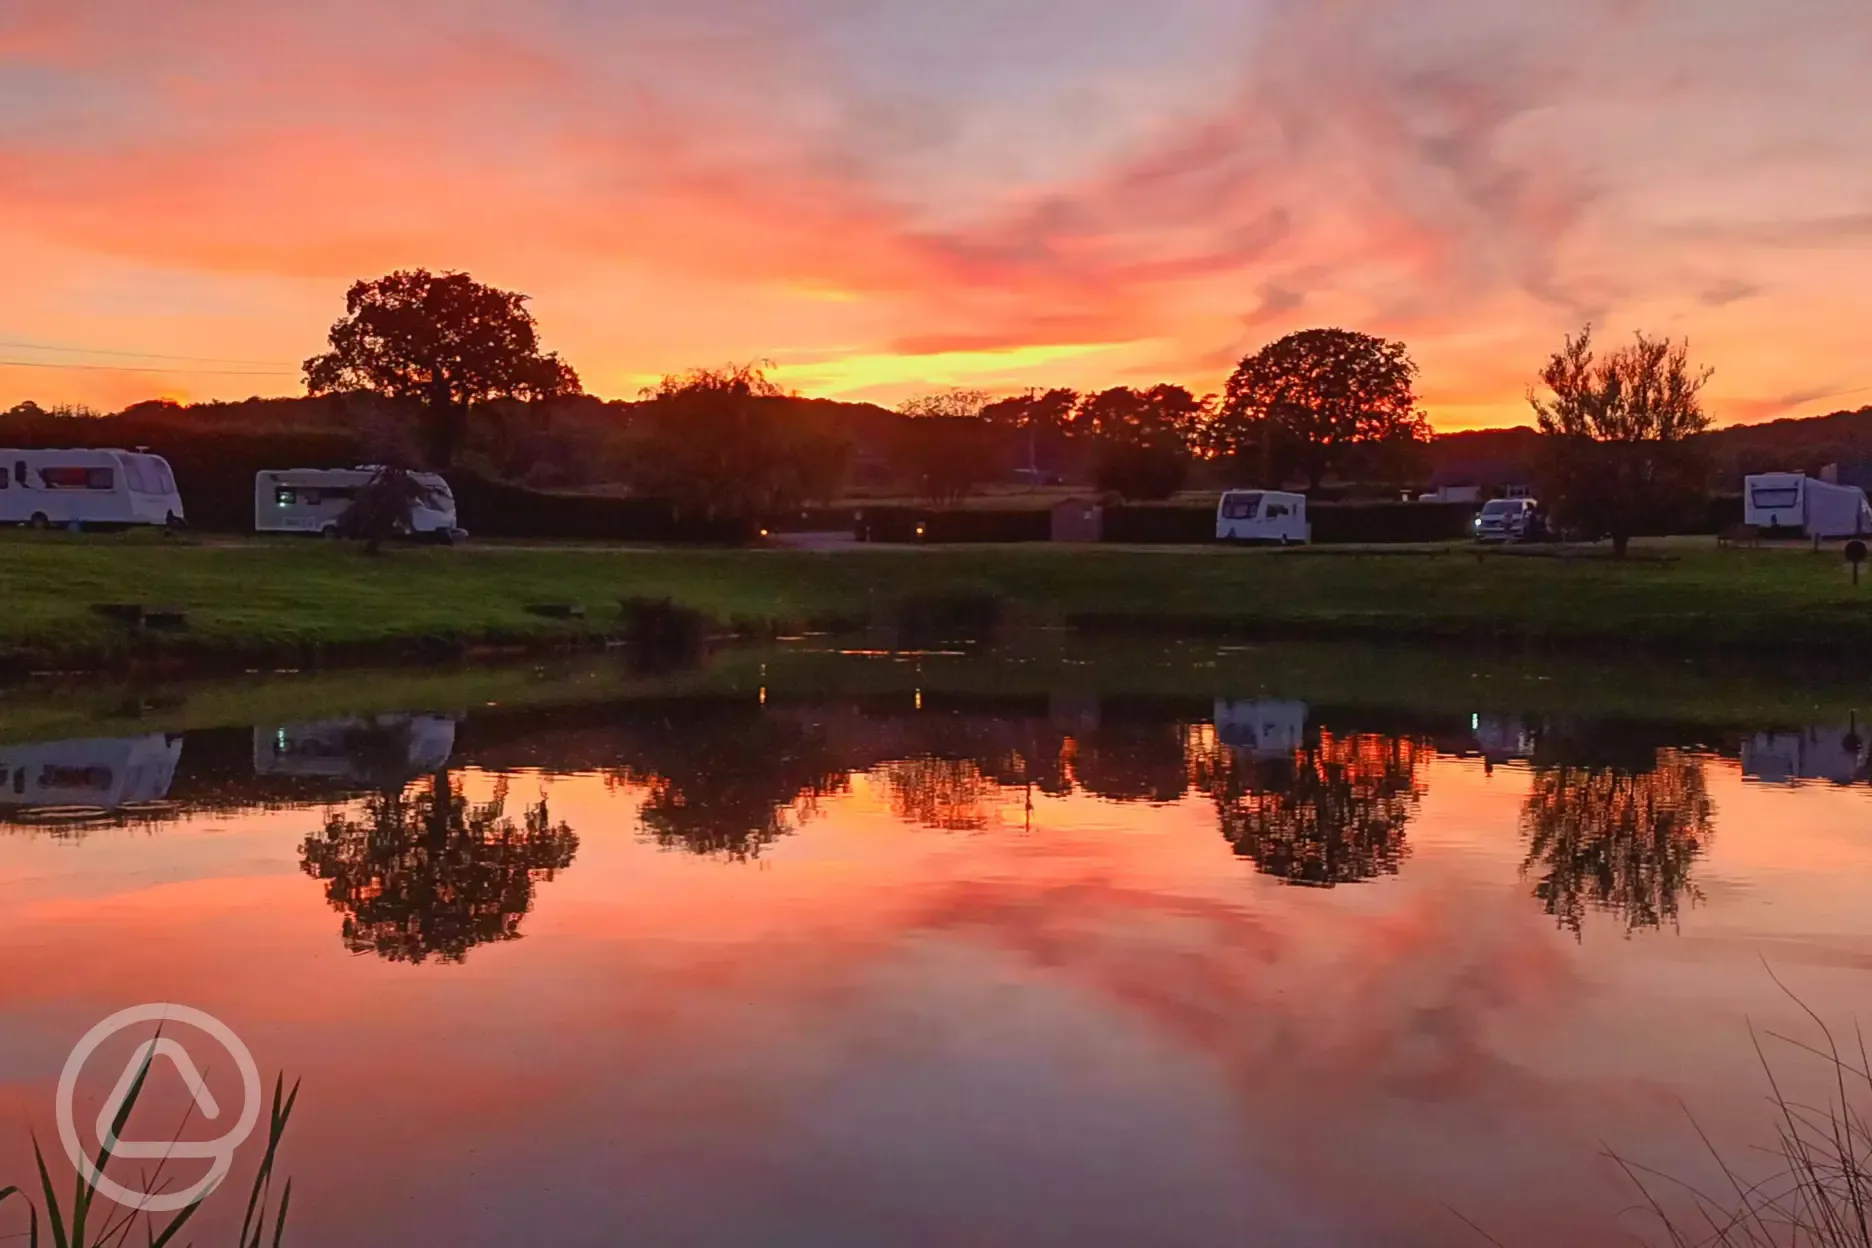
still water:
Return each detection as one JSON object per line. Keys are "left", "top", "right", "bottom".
{"left": 3, "top": 644, "right": 1872, "bottom": 1245}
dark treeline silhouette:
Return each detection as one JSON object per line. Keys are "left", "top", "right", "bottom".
{"left": 8, "top": 270, "right": 1872, "bottom": 536}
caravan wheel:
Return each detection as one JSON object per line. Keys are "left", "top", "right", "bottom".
{"left": 26, "top": 513, "right": 49, "bottom": 531}
{"left": 320, "top": 524, "right": 340, "bottom": 540}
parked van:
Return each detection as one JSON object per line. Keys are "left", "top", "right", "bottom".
{"left": 0, "top": 448, "right": 184, "bottom": 529}
{"left": 1744, "top": 472, "right": 1872, "bottom": 537}
{"left": 1474, "top": 498, "right": 1541, "bottom": 543}
{"left": 1216, "top": 490, "right": 1310, "bottom": 544}
{"left": 254, "top": 468, "right": 462, "bottom": 540}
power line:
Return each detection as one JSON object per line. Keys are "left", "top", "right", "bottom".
{"left": 0, "top": 358, "right": 295, "bottom": 377}
{"left": 0, "top": 340, "right": 297, "bottom": 367}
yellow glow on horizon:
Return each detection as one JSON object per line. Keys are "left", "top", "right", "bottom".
{"left": 770, "top": 341, "right": 1125, "bottom": 398}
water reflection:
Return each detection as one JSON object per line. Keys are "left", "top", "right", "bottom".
{"left": 5, "top": 689, "right": 1865, "bottom": 944}
{"left": 1520, "top": 748, "right": 1714, "bottom": 936}
{"left": 1201, "top": 722, "right": 1426, "bottom": 888}
{"left": 254, "top": 714, "right": 456, "bottom": 786}
{"left": 0, "top": 732, "right": 183, "bottom": 826}
{"left": 299, "top": 773, "right": 578, "bottom": 964}
{"left": 605, "top": 702, "right": 849, "bottom": 860}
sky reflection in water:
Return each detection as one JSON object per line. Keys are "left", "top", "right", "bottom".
{"left": 3, "top": 660, "right": 1872, "bottom": 1246}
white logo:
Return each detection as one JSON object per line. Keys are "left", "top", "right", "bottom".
{"left": 56, "top": 1004, "right": 262, "bottom": 1213}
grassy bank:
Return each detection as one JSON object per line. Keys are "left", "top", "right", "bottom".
{"left": 3, "top": 531, "right": 1871, "bottom": 672}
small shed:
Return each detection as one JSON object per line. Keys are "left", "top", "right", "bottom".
{"left": 1050, "top": 497, "right": 1103, "bottom": 543}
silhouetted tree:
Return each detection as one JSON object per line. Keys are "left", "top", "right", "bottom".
{"left": 1206, "top": 731, "right": 1424, "bottom": 887}
{"left": 1075, "top": 385, "right": 1203, "bottom": 501}
{"left": 982, "top": 388, "right": 1078, "bottom": 478}
{"left": 890, "top": 396, "right": 1003, "bottom": 502}
{"left": 1529, "top": 326, "right": 1714, "bottom": 557}
{"left": 304, "top": 269, "right": 580, "bottom": 468}
{"left": 628, "top": 363, "right": 851, "bottom": 520}
{"left": 1070, "top": 717, "right": 1195, "bottom": 803}
{"left": 299, "top": 773, "right": 578, "bottom": 964}
{"left": 334, "top": 464, "right": 443, "bottom": 554}
{"left": 1217, "top": 329, "right": 1428, "bottom": 489}
{"left": 1520, "top": 748, "right": 1713, "bottom": 935}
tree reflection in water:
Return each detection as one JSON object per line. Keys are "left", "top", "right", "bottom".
{"left": 1520, "top": 748, "right": 1713, "bottom": 935}
{"left": 300, "top": 772, "right": 578, "bottom": 964}
{"left": 607, "top": 706, "right": 849, "bottom": 860}
{"left": 1200, "top": 730, "right": 1426, "bottom": 888}
{"left": 884, "top": 757, "right": 997, "bottom": 831}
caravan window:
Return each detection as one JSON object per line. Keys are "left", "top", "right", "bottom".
{"left": 1222, "top": 493, "right": 1263, "bottom": 520}
{"left": 41, "top": 466, "right": 114, "bottom": 490}
{"left": 1267, "top": 502, "right": 1290, "bottom": 518}
{"left": 1752, "top": 486, "right": 1800, "bottom": 510}
{"left": 13, "top": 462, "right": 25, "bottom": 486}
{"left": 123, "top": 458, "right": 156, "bottom": 493}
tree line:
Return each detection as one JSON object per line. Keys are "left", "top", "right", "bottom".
{"left": 5, "top": 266, "right": 1724, "bottom": 553}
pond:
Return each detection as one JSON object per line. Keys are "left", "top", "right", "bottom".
{"left": 3, "top": 640, "right": 1871, "bottom": 1246}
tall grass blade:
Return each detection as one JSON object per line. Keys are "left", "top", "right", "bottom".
{"left": 30, "top": 1139, "right": 68, "bottom": 1248}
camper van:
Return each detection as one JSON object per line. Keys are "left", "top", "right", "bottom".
{"left": 0, "top": 733, "right": 183, "bottom": 813}
{"left": 254, "top": 468, "right": 463, "bottom": 540}
{"left": 1744, "top": 472, "right": 1872, "bottom": 537}
{"left": 0, "top": 449, "right": 184, "bottom": 529}
{"left": 1216, "top": 490, "right": 1311, "bottom": 544}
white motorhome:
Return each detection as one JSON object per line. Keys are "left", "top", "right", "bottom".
{"left": 0, "top": 449, "right": 184, "bottom": 529}
{"left": 0, "top": 734, "right": 183, "bottom": 812}
{"left": 1745, "top": 472, "right": 1872, "bottom": 537}
{"left": 254, "top": 468, "right": 462, "bottom": 540}
{"left": 1216, "top": 491, "right": 1311, "bottom": 544}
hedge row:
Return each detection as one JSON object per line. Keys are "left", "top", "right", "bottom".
{"left": 844, "top": 501, "right": 1485, "bottom": 545}
{"left": 450, "top": 476, "right": 755, "bottom": 543}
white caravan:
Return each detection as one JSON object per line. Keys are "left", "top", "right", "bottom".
{"left": 1216, "top": 490, "right": 1311, "bottom": 543}
{"left": 254, "top": 467, "right": 461, "bottom": 539}
{"left": 0, "top": 734, "right": 183, "bottom": 811}
{"left": 0, "top": 448, "right": 184, "bottom": 529}
{"left": 1744, "top": 472, "right": 1872, "bottom": 537}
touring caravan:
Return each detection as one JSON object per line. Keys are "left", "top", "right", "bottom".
{"left": 1216, "top": 491, "right": 1311, "bottom": 544}
{"left": 1744, "top": 472, "right": 1872, "bottom": 537}
{"left": 0, "top": 734, "right": 183, "bottom": 813}
{"left": 0, "top": 449, "right": 184, "bottom": 529}
{"left": 254, "top": 468, "right": 462, "bottom": 539}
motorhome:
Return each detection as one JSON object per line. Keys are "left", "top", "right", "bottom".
{"left": 1744, "top": 472, "right": 1872, "bottom": 537}
{"left": 1216, "top": 490, "right": 1310, "bottom": 544}
{"left": 0, "top": 448, "right": 184, "bottom": 529}
{"left": 254, "top": 468, "right": 462, "bottom": 539}
{"left": 0, "top": 733, "right": 183, "bottom": 813}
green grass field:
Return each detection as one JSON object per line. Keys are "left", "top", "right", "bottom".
{"left": 2, "top": 530, "right": 1869, "bottom": 670}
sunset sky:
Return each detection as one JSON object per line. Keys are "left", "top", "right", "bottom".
{"left": 3, "top": 0, "right": 1871, "bottom": 429}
